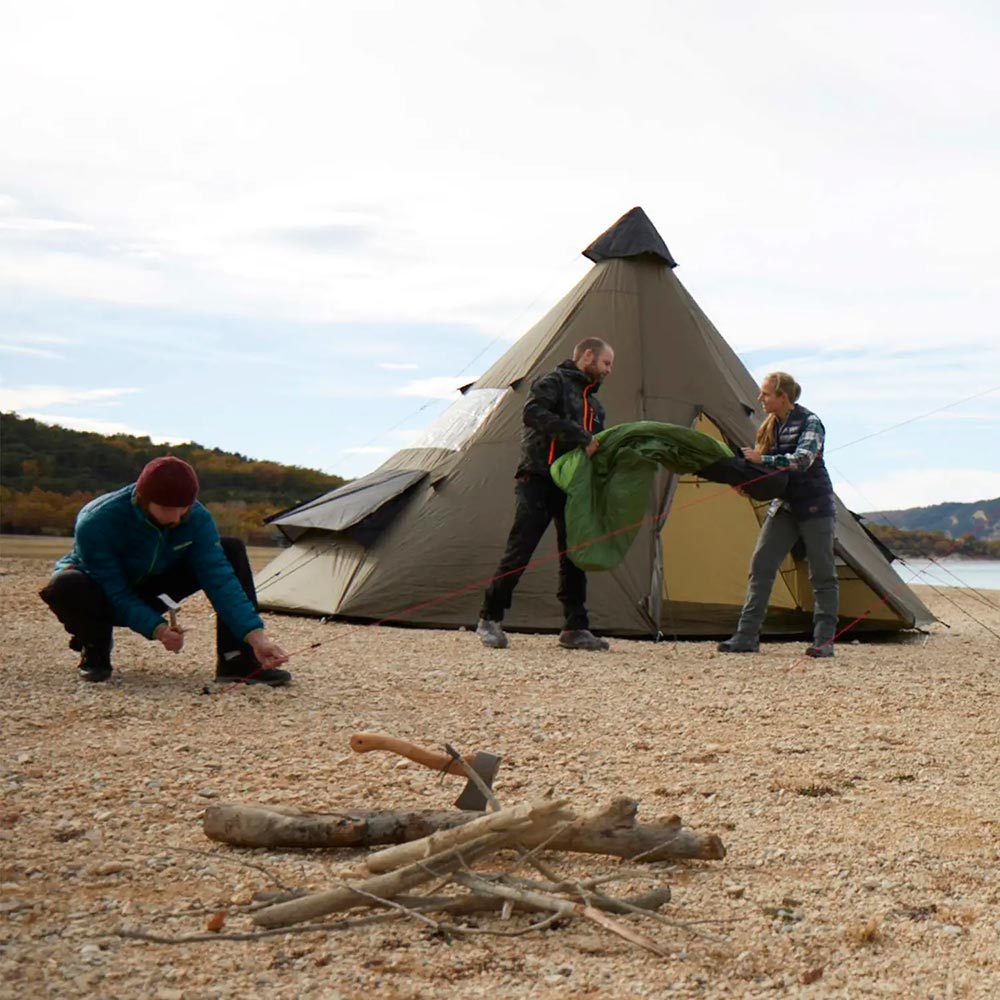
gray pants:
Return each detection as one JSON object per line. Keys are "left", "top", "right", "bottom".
{"left": 736, "top": 510, "right": 839, "bottom": 646}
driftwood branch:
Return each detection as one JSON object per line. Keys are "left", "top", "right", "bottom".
{"left": 361, "top": 797, "right": 569, "bottom": 874}
{"left": 453, "top": 873, "right": 675, "bottom": 958}
{"left": 252, "top": 828, "right": 516, "bottom": 928}
{"left": 116, "top": 882, "right": 674, "bottom": 947}
{"left": 252, "top": 800, "right": 571, "bottom": 930}
{"left": 204, "top": 797, "right": 725, "bottom": 861}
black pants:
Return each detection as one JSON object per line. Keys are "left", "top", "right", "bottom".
{"left": 39, "top": 537, "right": 258, "bottom": 662}
{"left": 480, "top": 474, "right": 588, "bottom": 630}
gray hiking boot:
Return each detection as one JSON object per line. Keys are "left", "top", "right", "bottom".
{"left": 476, "top": 618, "right": 509, "bottom": 649}
{"left": 716, "top": 635, "right": 760, "bottom": 653}
{"left": 558, "top": 629, "right": 610, "bottom": 651}
{"left": 804, "top": 644, "right": 834, "bottom": 658}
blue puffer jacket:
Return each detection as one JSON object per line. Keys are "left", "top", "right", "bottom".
{"left": 54, "top": 485, "right": 264, "bottom": 640}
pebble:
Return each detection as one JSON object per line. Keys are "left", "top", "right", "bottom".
{"left": 93, "top": 861, "right": 126, "bottom": 876}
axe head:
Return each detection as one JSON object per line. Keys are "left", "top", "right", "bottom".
{"left": 454, "top": 751, "right": 501, "bottom": 811}
{"left": 157, "top": 593, "right": 181, "bottom": 613}
{"left": 157, "top": 593, "right": 181, "bottom": 628}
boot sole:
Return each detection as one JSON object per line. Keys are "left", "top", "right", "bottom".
{"left": 215, "top": 675, "right": 291, "bottom": 687}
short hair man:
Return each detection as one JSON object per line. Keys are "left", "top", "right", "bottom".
{"left": 40, "top": 457, "right": 291, "bottom": 685}
{"left": 477, "top": 338, "right": 614, "bottom": 650}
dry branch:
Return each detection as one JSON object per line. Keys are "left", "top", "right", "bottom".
{"left": 204, "top": 797, "right": 725, "bottom": 861}
{"left": 252, "top": 828, "right": 517, "bottom": 928}
{"left": 453, "top": 873, "right": 675, "bottom": 958}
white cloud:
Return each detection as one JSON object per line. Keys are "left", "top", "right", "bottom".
{"left": 0, "top": 343, "right": 66, "bottom": 360}
{"left": 836, "top": 469, "right": 1000, "bottom": 513}
{"left": 0, "top": 385, "right": 141, "bottom": 410}
{"left": 396, "top": 375, "right": 481, "bottom": 399}
{"left": 0, "top": 216, "right": 94, "bottom": 236}
{"left": 1, "top": 2, "right": 997, "bottom": 507}
{"left": 378, "top": 362, "right": 419, "bottom": 370}
{"left": 17, "top": 411, "right": 188, "bottom": 444}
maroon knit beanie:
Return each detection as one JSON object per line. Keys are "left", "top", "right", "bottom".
{"left": 136, "top": 457, "right": 199, "bottom": 507}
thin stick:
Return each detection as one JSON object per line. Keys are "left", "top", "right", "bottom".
{"left": 454, "top": 873, "right": 675, "bottom": 958}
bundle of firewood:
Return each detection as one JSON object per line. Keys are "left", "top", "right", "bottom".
{"left": 195, "top": 794, "right": 726, "bottom": 955}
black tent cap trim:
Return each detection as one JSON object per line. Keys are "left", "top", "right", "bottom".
{"left": 583, "top": 206, "right": 678, "bottom": 268}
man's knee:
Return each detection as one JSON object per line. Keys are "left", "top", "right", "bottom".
{"left": 40, "top": 568, "right": 111, "bottom": 621}
{"left": 41, "top": 568, "right": 102, "bottom": 606}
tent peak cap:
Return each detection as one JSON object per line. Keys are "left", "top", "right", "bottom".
{"left": 583, "top": 206, "right": 677, "bottom": 268}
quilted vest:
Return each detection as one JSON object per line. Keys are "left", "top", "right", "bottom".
{"left": 774, "top": 404, "right": 835, "bottom": 519}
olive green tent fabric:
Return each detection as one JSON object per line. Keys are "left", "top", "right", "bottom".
{"left": 551, "top": 421, "right": 733, "bottom": 571}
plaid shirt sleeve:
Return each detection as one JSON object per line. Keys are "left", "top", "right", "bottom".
{"left": 761, "top": 414, "right": 825, "bottom": 471}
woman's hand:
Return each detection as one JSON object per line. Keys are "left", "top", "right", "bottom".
{"left": 741, "top": 447, "right": 764, "bottom": 464}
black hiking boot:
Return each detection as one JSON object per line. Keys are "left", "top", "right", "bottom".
{"left": 215, "top": 654, "right": 292, "bottom": 687}
{"left": 558, "top": 629, "right": 610, "bottom": 651}
{"left": 78, "top": 643, "right": 113, "bottom": 683}
{"left": 716, "top": 635, "right": 760, "bottom": 653}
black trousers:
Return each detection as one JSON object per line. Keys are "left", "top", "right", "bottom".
{"left": 39, "top": 537, "right": 258, "bottom": 662}
{"left": 480, "top": 474, "right": 588, "bottom": 630}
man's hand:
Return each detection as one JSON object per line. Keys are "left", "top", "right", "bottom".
{"left": 154, "top": 623, "right": 184, "bottom": 653}
{"left": 741, "top": 447, "right": 764, "bottom": 464}
{"left": 585, "top": 437, "right": 600, "bottom": 458}
{"left": 246, "top": 631, "right": 290, "bottom": 670}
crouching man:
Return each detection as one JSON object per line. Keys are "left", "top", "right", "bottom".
{"left": 40, "top": 456, "right": 291, "bottom": 686}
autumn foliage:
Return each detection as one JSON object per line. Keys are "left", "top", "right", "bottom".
{"left": 1, "top": 413, "right": 346, "bottom": 543}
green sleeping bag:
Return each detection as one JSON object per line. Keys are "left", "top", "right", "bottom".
{"left": 550, "top": 420, "right": 733, "bottom": 571}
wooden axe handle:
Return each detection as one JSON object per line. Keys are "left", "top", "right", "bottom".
{"left": 350, "top": 733, "right": 470, "bottom": 776}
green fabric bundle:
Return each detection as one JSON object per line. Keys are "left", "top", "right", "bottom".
{"left": 550, "top": 420, "right": 733, "bottom": 571}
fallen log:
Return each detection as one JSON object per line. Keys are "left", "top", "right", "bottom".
{"left": 204, "top": 797, "right": 725, "bottom": 861}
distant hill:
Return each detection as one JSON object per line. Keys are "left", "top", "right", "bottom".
{"left": 0, "top": 412, "right": 346, "bottom": 542}
{"left": 862, "top": 497, "right": 1000, "bottom": 541}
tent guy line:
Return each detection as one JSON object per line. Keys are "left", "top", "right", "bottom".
{"left": 827, "top": 382, "right": 1000, "bottom": 456}
{"left": 265, "top": 462, "right": 994, "bottom": 670}
{"left": 827, "top": 457, "right": 1000, "bottom": 616}
{"left": 256, "top": 379, "right": 996, "bottom": 610}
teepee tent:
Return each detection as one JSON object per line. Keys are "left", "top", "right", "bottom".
{"left": 257, "top": 208, "right": 934, "bottom": 637}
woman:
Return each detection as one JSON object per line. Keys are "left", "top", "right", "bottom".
{"left": 718, "top": 372, "right": 839, "bottom": 657}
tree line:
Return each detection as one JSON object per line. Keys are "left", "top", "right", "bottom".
{"left": 1, "top": 413, "right": 346, "bottom": 543}
{"left": 865, "top": 523, "right": 1000, "bottom": 560}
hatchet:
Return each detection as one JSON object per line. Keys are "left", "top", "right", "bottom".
{"left": 349, "top": 732, "right": 501, "bottom": 811}
{"left": 158, "top": 593, "right": 181, "bottom": 630}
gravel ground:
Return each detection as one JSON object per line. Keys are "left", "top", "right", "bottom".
{"left": 1, "top": 555, "right": 998, "bottom": 1000}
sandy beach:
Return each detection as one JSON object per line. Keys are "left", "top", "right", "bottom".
{"left": 1, "top": 552, "right": 998, "bottom": 1000}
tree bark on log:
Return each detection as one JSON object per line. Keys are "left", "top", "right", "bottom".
{"left": 204, "top": 797, "right": 725, "bottom": 861}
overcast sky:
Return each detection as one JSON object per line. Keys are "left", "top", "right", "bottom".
{"left": 2, "top": 0, "right": 998, "bottom": 511}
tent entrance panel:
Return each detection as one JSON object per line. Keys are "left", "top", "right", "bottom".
{"left": 659, "top": 413, "right": 808, "bottom": 634}
{"left": 255, "top": 530, "right": 369, "bottom": 616}
{"left": 660, "top": 414, "right": 799, "bottom": 609}
{"left": 788, "top": 555, "right": 908, "bottom": 628}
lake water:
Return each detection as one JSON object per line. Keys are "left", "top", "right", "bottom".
{"left": 891, "top": 558, "right": 1000, "bottom": 590}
